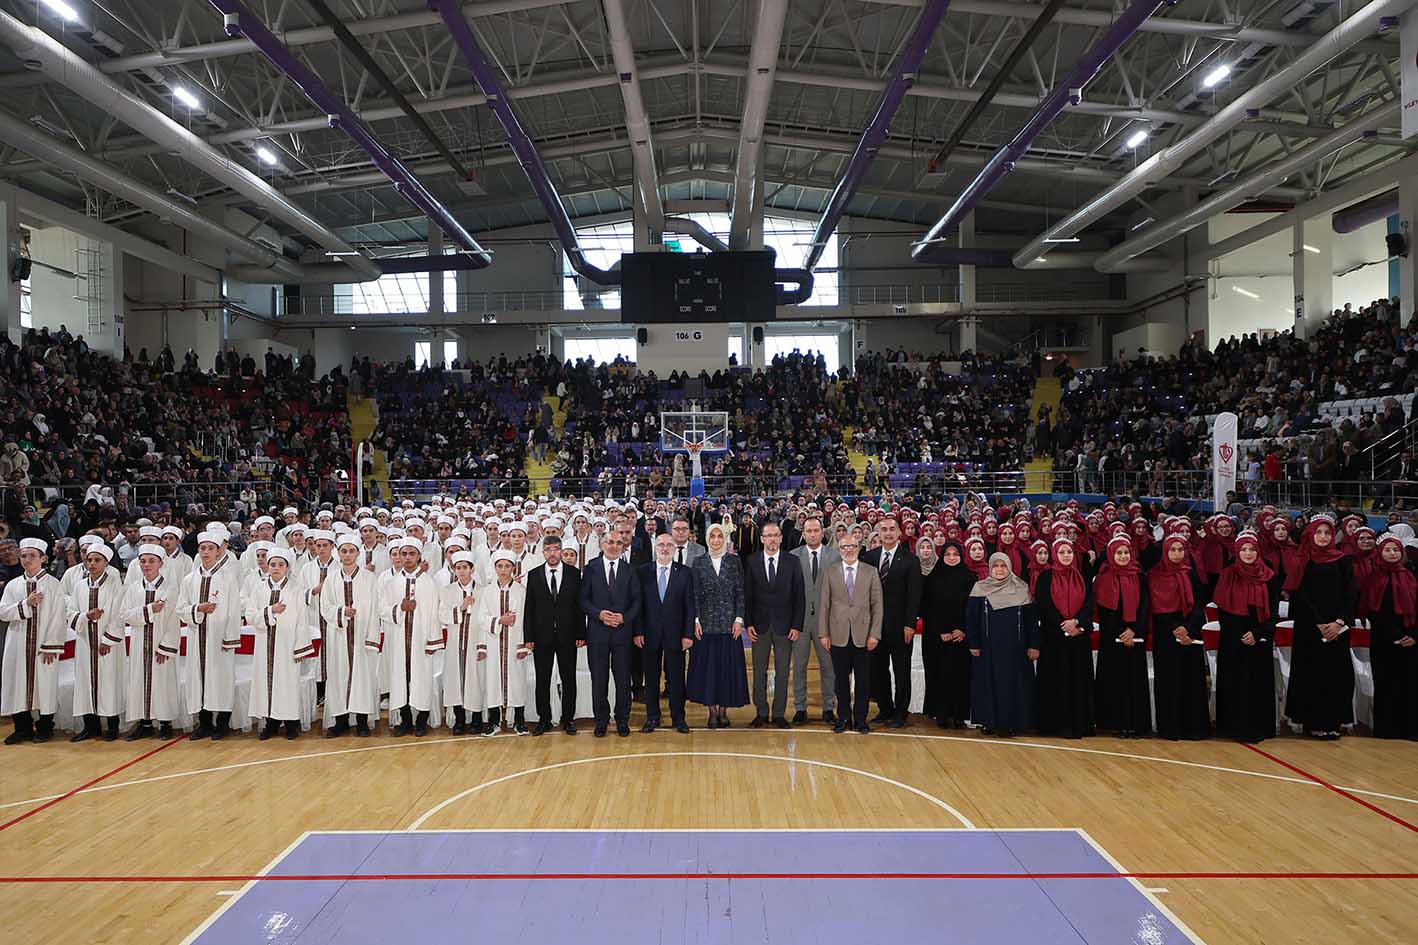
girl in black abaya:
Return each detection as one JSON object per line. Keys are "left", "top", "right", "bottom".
{"left": 1358, "top": 535, "right": 1418, "bottom": 739}
{"left": 1034, "top": 539, "right": 1095, "bottom": 739}
{"left": 1147, "top": 534, "right": 1211, "bottom": 740}
{"left": 918, "top": 540, "right": 976, "bottom": 728}
{"left": 1094, "top": 535, "right": 1152, "bottom": 737}
{"left": 1214, "top": 532, "right": 1279, "bottom": 743}
{"left": 1283, "top": 518, "right": 1357, "bottom": 739}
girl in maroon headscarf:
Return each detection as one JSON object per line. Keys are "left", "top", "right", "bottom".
{"left": 1130, "top": 516, "right": 1158, "bottom": 570}
{"left": 1034, "top": 539, "right": 1095, "bottom": 739}
{"left": 1027, "top": 539, "right": 1051, "bottom": 596}
{"left": 1282, "top": 517, "right": 1356, "bottom": 739}
{"left": 1148, "top": 534, "right": 1210, "bottom": 740}
{"left": 1198, "top": 515, "right": 1237, "bottom": 596}
{"left": 1093, "top": 535, "right": 1151, "bottom": 737}
{"left": 996, "top": 523, "right": 1024, "bottom": 576}
{"left": 1257, "top": 514, "right": 1294, "bottom": 574}
{"left": 1214, "top": 531, "right": 1279, "bottom": 743}
{"left": 1358, "top": 534, "right": 1418, "bottom": 739}
{"left": 963, "top": 537, "right": 991, "bottom": 580}
{"left": 1348, "top": 527, "right": 1379, "bottom": 584}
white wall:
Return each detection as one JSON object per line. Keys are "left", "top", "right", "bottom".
{"left": 1331, "top": 216, "right": 1392, "bottom": 307}
{"left": 26, "top": 224, "right": 95, "bottom": 336}
{"left": 634, "top": 323, "right": 730, "bottom": 373}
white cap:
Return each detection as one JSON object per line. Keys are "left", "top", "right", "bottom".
{"left": 197, "top": 531, "right": 223, "bottom": 547}
{"left": 137, "top": 543, "right": 166, "bottom": 559}
{"left": 336, "top": 535, "right": 361, "bottom": 550}
{"left": 85, "top": 543, "right": 115, "bottom": 562}
{"left": 491, "top": 549, "right": 517, "bottom": 565}
{"left": 254, "top": 516, "right": 276, "bottom": 528}
{"left": 19, "top": 537, "right": 48, "bottom": 553}
{"left": 451, "top": 551, "right": 478, "bottom": 566}
{"left": 267, "top": 547, "right": 293, "bottom": 565}
{"left": 162, "top": 525, "right": 184, "bottom": 538}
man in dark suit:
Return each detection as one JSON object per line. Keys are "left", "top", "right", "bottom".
{"left": 577, "top": 530, "right": 642, "bottom": 737}
{"left": 522, "top": 536, "right": 585, "bottom": 736}
{"left": 634, "top": 533, "right": 696, "bottom": 734}
{"left": 744, "top": 521, "right": 805, "bottom": 728}
{"left": 860, "top": 516, "right": 922, "bottom": 728}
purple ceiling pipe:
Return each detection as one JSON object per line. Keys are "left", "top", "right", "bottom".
{"left": 429, "top": 0, "right": 617, "bottom": 286}
{"left": 1332, "top": 188, "right": 1398, "bottom": 234}
{"left": 912, "top": 0, "right": 1172, "bottom": 264}
{"left": 210, "top": 0, "right": 492, "bottom": 267}
{"left": 803, "top": 0, "right": 951, "bottom": 274}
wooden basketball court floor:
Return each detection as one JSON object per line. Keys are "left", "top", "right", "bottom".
{"left": 1, "top": 688, "right": 1415, "bottom": 945}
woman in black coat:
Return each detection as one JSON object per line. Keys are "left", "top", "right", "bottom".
{"left": 1214, "top": 535, "right": 1280, "bottom": 743}
{"left": 1148, "top": 535, "right": 1212, "bottom": 740}
{"left": 1034, "top": 540, "right": 1095, "bottom": 739}
{"left": 918, "top": 541, "right": 975, "bottom": 728}
{"left": 685, "top": 522, "right": 749, "bottom": 728}
{"left": 1358, "top": 535, "right": 1418, "bottom": 739}
{"left": 1093, "top": 535, "right": 1151, "bottom": 737}
{"left": 1283, "top": 518, "right": 1357, "bottom": 739}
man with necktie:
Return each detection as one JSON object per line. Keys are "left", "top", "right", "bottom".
{"left": 818, "top": 537, "right": 882, "bottom": 734}
{"left": 744, "top": 522, "right": 805, "bottom": 727}
{"left": 578, "top": 531, "right": 642, "bottom": 737}
{"left": 669, "top": 517, "right": 705, "bottom": 567}
{"left": 634, "top": 533, "right": 696, "bottom": 733}
{"left": 861, "top": 516, "right": 922, "bottom": 728}
{"left": 790, "top": 516, "right": 839, "bottom": 725}
{"left": 524, "top": 536, "right": 586, "bottom": 736}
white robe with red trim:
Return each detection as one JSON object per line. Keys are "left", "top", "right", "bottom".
{"left": 318, "top": 566, "right": 382, "bottom": 722}
{"left": 176, "top": 557, "right": 244, "bottom": 714}
{"left": 243, "top": 577, "right": 316, "bottom": 722}
{"left": 118, "top": 576, "right": 182, "bottom": 723}
{"left": 438, "top": 578, "right": 483, "bottom": 712}
{"left": 0, "top": 572, "right": 66, "bottom": 716}
{"left": 474, "top": 580, "right": 529, "bottom": 711}
{"left": 376, "top": 569, "right": 444, "bottom": 714}
{"left": 66, "top": 571, "right": 127, "bottom": 718}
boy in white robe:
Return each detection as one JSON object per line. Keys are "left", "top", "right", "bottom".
{"left": 432, "top": 535, "right": 468, "bottom": 588}
{"left": 318, "top": 537, "right": 382, "bottom": 737}
{"left": 240, "top": 516, "right": 277, "bottom": 574}
{"left": 376, "top": 538, "right": 444, "bottom": 736}
{"left": 177, "top": 531, "right": 243, "bottom": 740}
{"left": 66, "top": 543, "right": 126, "bottom": 741}
{"left": 476, "top": 550, "right": 530, "bottom": 736}
{"left": 357, "top": 519, "right": 390, "bottom": 574}
{"left": 301, "top": 530, "right": 338, "bottom": 699}
{"left": 1, "top": 539, "right": 67, "bottom": 743}
{"left": 438, "top": 551, "right": 482, "bottom": 735}
{"left": 244, "top": 547, "right": 316, "bottom": 739}
{"left": 160, "top": 526, "right": 194, "bottom": 585}
{"left": 118, "top": 546, "right": 182, "bottom": 740}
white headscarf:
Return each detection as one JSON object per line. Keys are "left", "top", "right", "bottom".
{"left": 969, "top": 552, "right": 1032, "bottom": 609}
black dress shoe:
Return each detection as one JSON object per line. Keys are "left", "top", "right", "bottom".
{"left": 451, "top": 720, "right": 466, "bottom": 736}
{"left": 641, "top": 720, "right": 659, "bottom": 734}
{"left": 773, "top": 718, "right": 791, "bottom": 729}
{"left": 792, "top": 710, "right": 808, "bottom": 725}
{"left": 562, "top": 721, "right": 578, "bottom": 736}
{"left": 3, "top": 730, "right": 30, "bottom": 745}
{"left": 126, "top": 723, "right": 153, "bottom": 742}
{"left": 258, "top": 726, "right": 275, "bottom": 742}
{"left": 617, "top": 722, "right": 631, "bottom": 737}
{"left": 855, "top": 724, "right": 871, "bottom": 735}
{"left": 70, "top": 730, "right": 92, "bottom": 743}
{"left": 285, "top": 726, "right": 299, "bottom": 740}
{"left": 720, "top": 716, "right": 732, "bottom": 729}
{"left": 33, "top": 728, "right": 52, "bottom": 744}
{"left": 822, "top": 710, "right": 837, "bottom": 725}
{"left": 391, "top": 724, "right": 410, "bottom": 737}
{"left": 886, "top": 717, "right": 907, "bottom": 729}
{"left": 189, "top": 727, "right": 211, "bottom": 741}
{"left": 356, "top": 721, "right": 372, "bottom": 737}
{"left": 707, "top": 715, "right": 720, "bottom": 730}
{"left": 675, "top": 721, "right": 690, "bottom": 734}
{"left": 749, "top": 716, "right": 767, "bottom": 729}
{"left": 159, "top": 723, "right": 175, "bottom": 740}
{"left": 594, "top": 724, "right": 608, "bottom": 738}
{"left": 414, "top": 720, "right": 429, "bottom": 737}
{"left": 210, "top": 726, "right": 225, "bottom": 741}
{"left": 833, "top": 720, "right": 850, "bottom": 734}
{"left": 870, "top": 711, "right": 890, "bottom": 724}
{"left": 532, "top": 722, "right": 550, "bottom": 736}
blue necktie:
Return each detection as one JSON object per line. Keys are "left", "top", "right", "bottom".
{"left": 658, "top": 565, "right": 668, "bottom": 602}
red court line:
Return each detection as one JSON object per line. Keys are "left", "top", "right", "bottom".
{"left": 0, "top": 871, "right": 1414, "bottom": 884}
{"left": 1239, "top": 741, "right": 1418, "bottom": 835}
{"left": 0, "top": 734, "right": 189, "bottom": 834}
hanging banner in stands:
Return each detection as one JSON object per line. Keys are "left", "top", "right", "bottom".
{"left": 1405, "top": 8, "right": 1418, "bottom": 138}
{"left": 1212, "top": 411, "right": 1239, "bottom": 509}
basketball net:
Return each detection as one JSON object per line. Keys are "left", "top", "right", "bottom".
{"left": 686, "top": 442, "right": 704, "bottom": 479}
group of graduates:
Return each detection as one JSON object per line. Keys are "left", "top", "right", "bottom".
{"left": 2, "top": 491, "right": 1417, "bottom": 747}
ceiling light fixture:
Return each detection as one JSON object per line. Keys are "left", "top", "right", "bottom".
{"left": 172, "top": 86, "right": 202, "bottom": 110}
{"left": 39, "top": 0, "right": 79, "bottom": 22}
{"left": 256, "top": 146, "right": 277, "bottom": 166}
{"left": 1126, "top": 130, "right": 1148, "bottom": 149}
{"left": 1231, "top": 286, "right": 1260, "bottom": 299}
{"left": 1303, "top": 244, "right": 1321, "bottom": 254}
{"left": 1201, "top": 64, "right": 1231, "bottom": 89}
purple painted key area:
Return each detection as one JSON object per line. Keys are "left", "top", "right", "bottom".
{"left": 191, "top": 830, "right": 1199, "bottom": 945}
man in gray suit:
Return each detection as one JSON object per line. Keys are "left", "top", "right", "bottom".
{"left": 668, "top": 516, "right": 705, "bottom": 567}
{"left": 818, "top": 535, "right": 882, "bottom": 734}
{"left": 790, "top": 516, "right": 838, "bottom": 725}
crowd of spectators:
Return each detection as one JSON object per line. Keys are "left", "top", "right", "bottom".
{"left": 1, "top": 327, "right": 353, "bottom": 541}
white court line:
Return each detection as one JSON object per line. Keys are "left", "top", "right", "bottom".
{"left": 177, "top": 830, "right": 312, "bottom": 945}
{"left": 406, "top": 752, "right": 978, "bottom": 830}
{"left": 1146, "top": 887, "right": 1171, "bottom": 894}
{"left": 214, "top": 890, "right": 240, "bottom": 897}
{"left": 4, "top": 727, "right": 1416, "bottom": 815}
{"left": 1076, "top": 828, "right": 1208, "bottom": 945}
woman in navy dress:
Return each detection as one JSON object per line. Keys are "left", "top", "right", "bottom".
{"left": 686, "top": 522, "right": 749, "bottom": 728}
{"left": 966, "top": 553, "right": 1039, "bottom": 737}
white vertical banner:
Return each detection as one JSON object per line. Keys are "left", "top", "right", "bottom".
{"left": 1404, "top": 8, "right": 1418, "bottom": 139}
{"left": 1212, "top": 411, "right": 1239, "bottom": 509}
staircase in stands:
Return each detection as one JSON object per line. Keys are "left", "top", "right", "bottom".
{"left": 524, "top": 393, "right": 567, "bottom": 497}
{"left": 844, "top": 426, "right": 878, "bottom": 492}
{"left": 347, "top": 392, "right": 389, "bottom": 503}
{"left": 1024, "top": 374, "right": 1061, "bottom": 493}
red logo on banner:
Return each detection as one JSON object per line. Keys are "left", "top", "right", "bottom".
{"left": 1219, "top": 443, "right": 1234, "bottom": 465}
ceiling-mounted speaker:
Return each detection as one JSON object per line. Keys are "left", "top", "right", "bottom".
{"left": 1386, "top": 232, "right": 1408, "bottom": 259}
{"left": 636, "top": 327, "right": 648, "bottom": 345}
{"left": 10, "top": 256, "right": 32, "bottom": 282}
{"left": 752, "top": 326, "right": 764, "bottom": 344}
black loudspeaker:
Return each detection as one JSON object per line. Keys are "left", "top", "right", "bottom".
{"left": 752, "top": 326, "right": 764, "bottom": 344}
{"left": 9, "top": 256, "right": 31, "bottom": 282}
{"left": 1387, "top": 232, "right": 1408, "bottom": 258}
{"left": 636, "top": 327, "right": 648, "bottom": 345}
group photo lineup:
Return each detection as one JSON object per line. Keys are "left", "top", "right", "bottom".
{"left": 1, "top": 0, "right": 1416, "bottom": 943}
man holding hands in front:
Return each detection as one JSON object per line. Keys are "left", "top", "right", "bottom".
{"left": 818, "top": 537, "right": 882, "bottom": 734}
{"left": 579, "top": 531, "right": 642, "bottom": 737}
